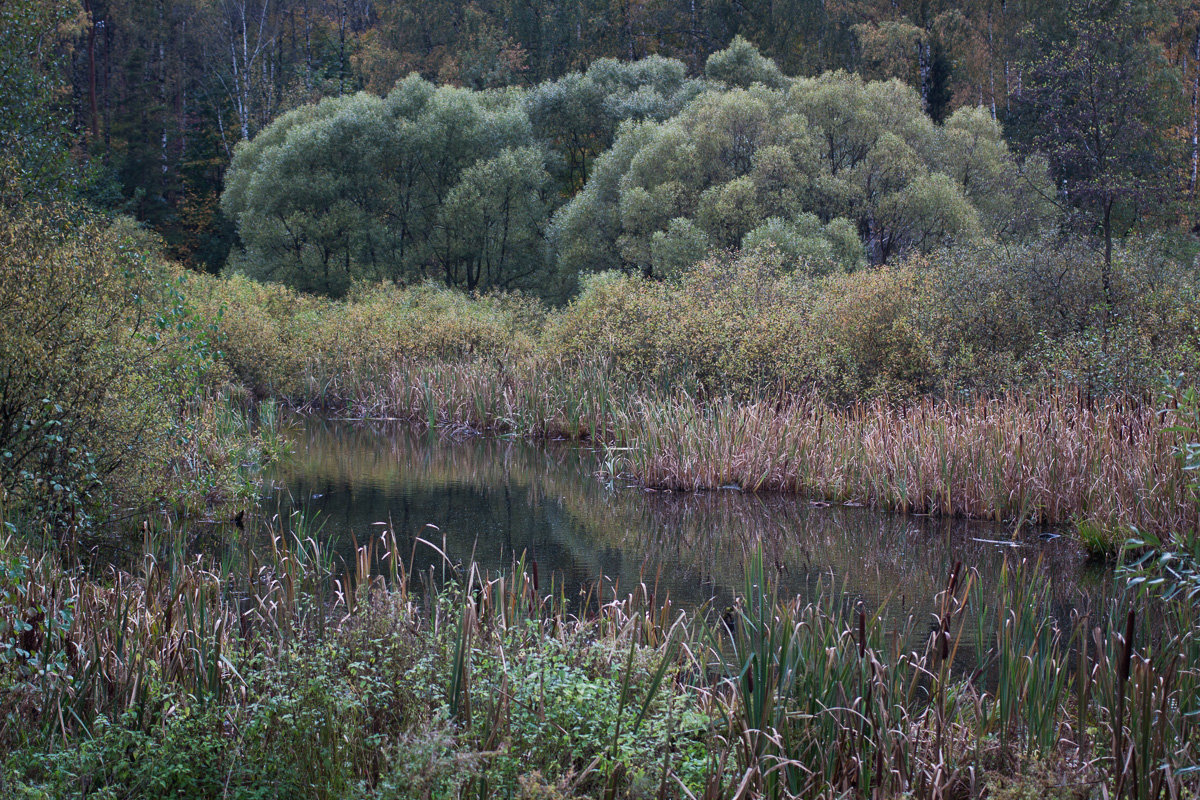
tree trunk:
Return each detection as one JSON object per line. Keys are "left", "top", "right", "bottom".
{"left": 339, "top": 0, "right": 347, "bottom": 94}
{"left": 689, "top": 0, "right": 700, "bottom": 71}
{"left": 918, "top": 37, "right": 932, "bottom": 115}
{"left": 304, "top": 0, "right": 312, "bottom": 91}
{"left": 987, "top": 9, "right": 997, "bottom": 119}
{"left": 1103, "top": 196, "right": 1113, "bottom": 300}
{"left": 159, "top": 40, "right": 169, "bottom": 180}
{"left": 866, "top": 213, "right": 883, "bottom": 266}
{"left": 1191, "top": 26, "right": 1200, "bottom": 197}
{"left": 624, "top": 0, "right": 635, "bottom": 61}
{"left": 82, "top": 0, "right": 100, "bottom": 142}
{"left": 1101, "top": 196, "right": 1114, "bottom": 356}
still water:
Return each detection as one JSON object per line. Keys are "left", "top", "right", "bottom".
{"left": 267, "top": 415, "right": 1112, "bottom": 628}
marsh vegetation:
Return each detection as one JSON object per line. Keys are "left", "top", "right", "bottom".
{"left": 4, "top": 4, "right": 1200, "bottom": 798}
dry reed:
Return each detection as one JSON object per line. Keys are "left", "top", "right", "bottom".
{"left": 340, "top": 358, "right": 1195, "bottom": 544}
{"left": 4, "top": 512, "right": 1198, "bottom": 798}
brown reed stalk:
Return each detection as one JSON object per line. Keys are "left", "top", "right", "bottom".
{"left": 347, "top": 357, "right": 1195, "bottom": 546}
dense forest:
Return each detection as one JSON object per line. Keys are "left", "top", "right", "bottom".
{"left": 3, "top": 0, "right": 1197, "bottom": 278}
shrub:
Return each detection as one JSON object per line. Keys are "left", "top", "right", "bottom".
{"left": 912, "top": 237, "right": 1200, "bottom": 394}
{"left": 0, "top": 205, "right": 233, "bottom": 527}
{"left": 187, "top": 276, "right": 544, "bottom": 403}
{"left": 543, "top": 253, "right": 920, "bottom": 400}
{"left": 184, "top": 272, "right": 322, "bottom": 398}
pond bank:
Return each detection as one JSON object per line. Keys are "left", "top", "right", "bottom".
{"left": 341, "top": 362, "right": 1196, "bottom": 553}
{"left": 4, "top": 510, "right": 1196, "bottom": 799}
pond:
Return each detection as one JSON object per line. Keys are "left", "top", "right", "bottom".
{"left": 266, "top": 415, "right": 1113, "bottom": 637}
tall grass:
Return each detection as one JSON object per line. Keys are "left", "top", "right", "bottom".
{"left": 625, "top": 390, "right": 1193, "bottom": 540}
{"left": 345, "top": 357, "right": 1195, "bottom": 546}
{"left": 3, "top": 502, "right": 1198, "bottom": 798}
{"left": 697, "top": 555, "right": 1199, "bottom": 799}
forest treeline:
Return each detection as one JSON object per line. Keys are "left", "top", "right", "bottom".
{"left": 2, "top": 0, "right": 1197, "bottom": 276}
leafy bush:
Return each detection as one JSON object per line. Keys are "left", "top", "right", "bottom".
{"left": 188, "top": 275, "right": 544, "bottom": 402}
{"left": 914, "top": 237, "right": 1200, "bottom": 394}
{"left": 542, "top": 239, "right": 1200, "bottom": 401}
{"left": 7, "top": 709, "right": 232, "bottom": 800}
{"left": 0, "top": 205, "right": 245, "bottom": 527}
{"left": 543, "top": 253, "right": 924, "bottom": 400}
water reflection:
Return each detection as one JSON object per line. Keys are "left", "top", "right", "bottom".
{"left": 268, "top": 415, "right": 1111, "bottom": 632}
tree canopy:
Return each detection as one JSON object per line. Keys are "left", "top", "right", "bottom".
{"left": 222, "top": 78, "right": 551, "bottom": 296}
{"left": 222, "top": 40, "right": 1062, "bottom": 298}
{"left": 0, "top": 0, "right": 85, "bottom": 206}
{"left": 1011, "top": 0, "right": 1186, "bottom": 273}
{"left": 222, "top": 55, "right": 716, "bottom": 297}
{"left": 551, "top": 69, "right": 1051, "bottom": 279}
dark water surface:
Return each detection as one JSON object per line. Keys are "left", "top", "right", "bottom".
{"left": 266, "top": 415, "right": 1112, "bottom": 633}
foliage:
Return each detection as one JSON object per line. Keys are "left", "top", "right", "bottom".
{"left": 223, "top": 41, "right": 1067, "bottom": 298}
{"left": 186, "top": 275, "right": 543, "bottom": 402}
{"left": 703, "top": 35, "right": 788, "bottom": 90}
{"left": 915, "top": 236, "right": 1200, "bottom": 395}
{"left": 5, "top": 0, "right": 1191, "bottom": 272}
{"left": 741, "top": 214, "right": 865, "bottom": 274}
{"left": 1012, "top": 0, "right": 1187, "bottom": 270}
{"left": 0, "top": 521, "right": 708, "bottom": 799}
{"left": 541, "top": 241, "right": 1200, "bottom": 401}
{"left": 1121, "top": 379, "right": 1200, "bottom": 598}
{"left": 552, "top": 70, "right": 1051, "bottom": 278}
{"left": 181, "top": 271, "right": 1196, "bottom": 542}
{"left": 0, "top": 0, "right": 85, "bottom": 206}
{"left": 0, "top": 204, "right": 248, "bottom": 526}
{"left": 222, "top": 81, "right": 548, "bottom": 297}
{"left": 435, "top": 146, "right": 554, "bottom": 294}
{"left": 165, "top": 234, "right": 1200, "bottom": 540}
{"left": 222, "top": 58, "right": 711, "bottom": 299}
{"left": 525, "top": 55, "right": 706, "bottom": 191}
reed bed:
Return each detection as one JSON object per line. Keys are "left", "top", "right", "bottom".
{"left": 627, "top": 391, "right": 1196, "bottom": 537}
{"left": 342, "top": 358, "right": 1197, "bottom": 546}
{"left": 4, "top": 512, "right": 1198, "bottom": 798}
{"left": 0, "top": 520, "right": 330, "bottom": 747}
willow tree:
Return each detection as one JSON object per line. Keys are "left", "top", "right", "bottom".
{"left": 223, "top": 58, "right": 715, "bottom": 298}
{"left": 221, "top": 77, "right": 549, "bottom": 296}
{"left": 433, "top": 146, "right": 552, "bottom": 292}
{"left": 525, "top": 55, "right": 706, "bottom": 191}
{"left": 704, "top": 35, "right": 789, "bottom": 90}
{"left": 552, "top": 65, "right": 1051, "bottom": 279}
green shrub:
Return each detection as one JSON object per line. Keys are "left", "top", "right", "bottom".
{"left": 184, "top": 272, "right": 322, "bottom": 398}
{"left": 543, "top": 239, "right": 1199, "bottom": 401}
{"left": 6, "top": 708, "right": 231, "bottom": 800}
{"left": 190, "top": 276, "right": 545, "bottom": 403}
{"left": 0, "top": 205, "right": 247, "bottom": 527}
{"left": 542, "top": 253, "right": 920, "bottom": 400}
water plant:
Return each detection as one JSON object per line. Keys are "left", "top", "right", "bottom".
{"left": 3, "top": 495, "right": 1198, "bottom": 799}
{"left": 349, "top": 359, "right": 1195, "bottom": 548}
{"left": 181, "top": 247, "right": 1200, "bottom": 550}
